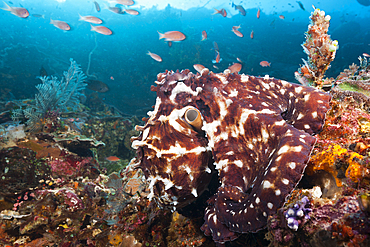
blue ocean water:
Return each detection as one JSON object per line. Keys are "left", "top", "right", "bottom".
{"left": 0, "top": 0, "right": 369, "bottom": 116}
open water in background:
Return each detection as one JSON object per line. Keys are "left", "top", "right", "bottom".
{"left": 0, "top": 0, "right": 370, "bottom": 116}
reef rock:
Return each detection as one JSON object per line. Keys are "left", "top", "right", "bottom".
{"left": 131, "top": 69, "right": 331, "bottom": 243}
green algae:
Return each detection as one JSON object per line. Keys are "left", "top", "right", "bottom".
{"left": 338, "top": 82, "right": 370, "bottom": 97}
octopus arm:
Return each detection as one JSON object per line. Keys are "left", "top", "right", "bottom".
{"left": 209, "top": 118, "right": 316, "bottom": 233}
{"left": 201, "top": 196, "right": 238, "bottom": 244}
{"left": 275, "top": 81, "right": 331, "bottom": 135}
{"left": 224, "top": 76, "right": 331, "bottom": 136}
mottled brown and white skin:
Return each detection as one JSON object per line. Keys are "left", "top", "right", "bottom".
{"left": 131, "top": 68, "right": 331, "bottom": 244}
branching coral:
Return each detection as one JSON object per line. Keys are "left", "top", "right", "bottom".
{"left": 296, "top": 6, "right": 338, "bottom": 87}
{"left": 337, "top": 56, "right": 370, "bottom": 82}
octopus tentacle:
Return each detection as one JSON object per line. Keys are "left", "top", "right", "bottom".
{"left": 201, "top": 196, "right": 238, "bottom": 243}
{"left": 213, "top": 125, "right": 316, "bottom": 233}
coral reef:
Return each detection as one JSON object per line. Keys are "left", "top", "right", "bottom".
{"left": 0, "top": 55, "right": 186, "bottom": 247}
{"left": 315, "top": 97, "right": 370, "bottom": 148}
{"left": 306, "top": 144, "right": 364, "bottom": 187}
{"left": 131, "top": 68, "right": 330, "bottom": 244}
{"left": 296, "top": 6, "right": 338, "bottom": 87}
{"left": 48, "top": 152, "right": 100, "bottom": 179}
{"left": 331, "top": 56, "right": 370, "bottom": 111}
{"left": 266, "top": 187, "right": 370, "bottom": 247}
{"left": 167, "top": 212, "right": 207, "bottom": 247}
{"left": 271, "top": 91, "right": 370, "bottom": 247}
{"left": 0, "top": 154, "right": 169, "bottom": 247}
{"left": 0, "top": 147, "right": 50, "bottom": 201}
{"left": 0, "top": 81, "right": 151, "bottom": 246}
{"left": 81, "top": 115, "right": 141, "bottom": 173}
{"left": 2, "top": 8, "right": 370, "bottom": 246}
{"left": 284, "top": 196, "right": 312, "bottom": 231}
{"left": 305, "top": 95, "right": 370, "bottom": 192}
{"left": 0, "top": 124, "right": 26, "bottom": 148}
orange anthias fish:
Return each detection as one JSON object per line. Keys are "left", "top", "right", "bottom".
{"left": 90, "top": 25, "right": 113, "bottom": 35}
{"left": 125, "top": 9, "right": 139, "bottom": 15}
{"left": 279, "top": 15, "right": 285, "bottom": 20}
{"left": 260, "top": 61, "right": 271, "bottom": 67}
{"left": 79, "top": 14, "right": 103, "bottom": 24}
{"left": 212, "top": 51, "right": 222, "bottom": 64}
{"left": 50, "top": 19, "right": 71, "bottom": 31}
{"left": 158, "top": 31, "right": 186, "bottom": 41}
{"left": 250, "top": 30, "right": 254, "bottom": 39}
{"left": 147, "top": 51, "right": 162, "bottom": 62}
{"left": 1, "top": 2, "right": 29, "bottom": 18}
{"left": 257, "top": 8, "right": 261, "bottom": 19}
{"left": 232, "top": 29, "right": 243, "bottom": 37}
{"left": 201, "top": 30, "right": 207, "bottom": 41}
{"left": 213, "top": 8, "right": 227, "bottom": 17}
{"left": 232, "top": 26, "right": 243, "bottom": 37}
{"left": 105, "top": 156, "right": 120, "bottom": 162}
{"left": 193, "top": 64, "right": 205, "bottom": 73}
{"left": 363, "top": 53, "right": 370, "bottom": 57}
{"left": 228, "top": 63, "right": 242, "bottom": 73}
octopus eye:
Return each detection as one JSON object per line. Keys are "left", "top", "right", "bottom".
{"left": 184, "top": 107, "right": 203, "bottom": 132}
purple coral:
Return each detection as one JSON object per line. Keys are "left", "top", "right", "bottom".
{"left": 57, "top": 188, "right": 85, "bottom": 210}
{"left": 284, "top": 196, "right": 312, "bottom": 231}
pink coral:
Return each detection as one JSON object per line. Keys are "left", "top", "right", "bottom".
{"left": 49, "top": 156, "right": 91, "bottom": 178}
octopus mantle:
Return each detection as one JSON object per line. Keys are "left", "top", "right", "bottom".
{"left": 131, "top": 68, "right": 331, "bottom": 243}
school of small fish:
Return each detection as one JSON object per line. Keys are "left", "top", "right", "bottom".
{"left": 1, "top": 0, "right": 140, "bottom": 35}
{"left": 0, "top": 1, "right": 333, "bottom": 89}
{"left": 79, "top": 15, "right": 102, "bottom": 24}
{"left": 0, "top": 1, "right": 281, "bottom": 71}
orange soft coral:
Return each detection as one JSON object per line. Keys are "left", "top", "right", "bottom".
{"left": 308, "top": 144, "right": 370, "bottom": 186}
{"left": 307, "top": 144, "right": 349, "bottom": 187}
{"left": 346, "top": 152, "right": 370, "bottom": 184}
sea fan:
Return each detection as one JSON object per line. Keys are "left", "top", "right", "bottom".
{"left": 12, "top": 59, "right": 87, "bottom": 131}
{"left": 36, "top": 59, "right": 87, "bottom": 112}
